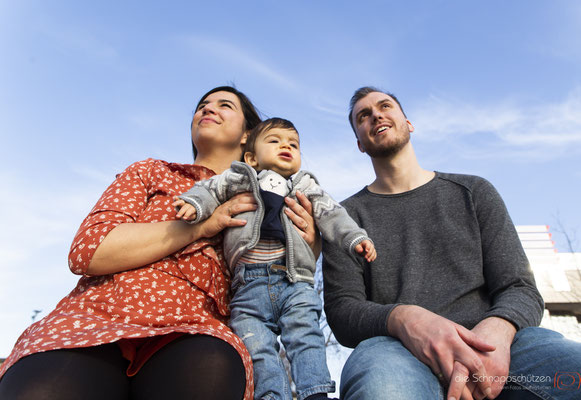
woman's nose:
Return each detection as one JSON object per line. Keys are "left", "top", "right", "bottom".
{"left": 202, "top": 103, "right": 217, "bottom": 115}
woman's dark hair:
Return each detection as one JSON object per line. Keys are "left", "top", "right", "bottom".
{"left": 191, "top": 86, "right": 262, "bottom": 160}
{"left": 243, "top": 117, "right": 298, "bottom": 156}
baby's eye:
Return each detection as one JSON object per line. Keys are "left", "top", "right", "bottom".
{"left": 291, "top": 143, "right": 298, "bottom": 149}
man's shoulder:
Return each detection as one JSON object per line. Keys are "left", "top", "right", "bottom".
{"left": 436, "top": 171, "right": 493, "bottom": 193}
{"left": 339, "top": 188, "right": 369, "bottom": 209}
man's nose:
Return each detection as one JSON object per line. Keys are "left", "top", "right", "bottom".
{"left": 372, "top": 108, "right": 384, "bottom": 121}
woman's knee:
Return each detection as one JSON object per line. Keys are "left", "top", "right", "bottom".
{"left": 133, "top": 335, "right": 245, "bottom": 400}
{"left": 0, "top": 345, "right": 129, "bottom": 400}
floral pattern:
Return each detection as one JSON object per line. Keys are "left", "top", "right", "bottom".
{"left": 0, "top": 159, "right": 253, "bottom": 399}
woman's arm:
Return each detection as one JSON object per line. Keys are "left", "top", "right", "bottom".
{"left": 86, "top": 193, "right": 257, "bottom": 276}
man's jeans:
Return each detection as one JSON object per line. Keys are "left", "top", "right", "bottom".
{"left": 229, "top": 261, "right": 335, "bottom": 400}
{"left": 340, "top": 327, "right": 581, "bottom": 399}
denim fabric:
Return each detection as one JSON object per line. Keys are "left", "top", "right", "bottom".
{"left": 229, "top": 261, "right": 335, "bottom": 400}
{"left": 340, "top": 327, "right": 581, "bottom": 400}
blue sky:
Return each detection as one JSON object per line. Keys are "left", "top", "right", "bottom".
{"left": 1, "top": 0, "right": 580, "bottom": 375}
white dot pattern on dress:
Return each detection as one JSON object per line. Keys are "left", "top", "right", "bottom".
{"left": 0, "top": 159, "right": 253, "bottom": 399}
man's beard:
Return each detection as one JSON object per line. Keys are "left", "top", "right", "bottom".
{"left": 364, "top": 128, "right": 410, "bottom": 158}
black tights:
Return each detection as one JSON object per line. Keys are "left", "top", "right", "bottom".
{"left": 0, "top": 335, "right": 246, "bottom": 400}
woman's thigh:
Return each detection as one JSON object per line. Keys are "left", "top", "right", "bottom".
{"left": 131, "top": 334, "right": 246, "bottom": 400}
{"left": 0, "top": 343, "right": 130, "bottom": 400}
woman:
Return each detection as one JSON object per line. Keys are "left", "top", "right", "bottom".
{"left": 0, "top": 86, "right": 319, "bottom": 400}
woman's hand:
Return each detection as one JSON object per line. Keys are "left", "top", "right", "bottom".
{"left": 284, "top": 190, "right": 321, "bottom": 258}
{"left": 197, "top": 193, "right": 257, "bottom": 239}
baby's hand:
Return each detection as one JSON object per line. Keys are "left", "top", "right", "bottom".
{"left": 172, "top": 196, "right": 197, "bottom": 221}
{"left": 355, "top": 239, "right": 377, "bottom": 262}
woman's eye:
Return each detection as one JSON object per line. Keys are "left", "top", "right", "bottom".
{"left": 221, "top": 103, "right": 232, "bottom": 109}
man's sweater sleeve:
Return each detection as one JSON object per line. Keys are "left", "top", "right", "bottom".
{"left": 474, "top": 178, "right": 544, "bottom": 329}
{"left": 322, "top": 235, "right": 392, "bottom": 348}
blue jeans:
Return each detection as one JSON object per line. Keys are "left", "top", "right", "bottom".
{"left": 340, "top": 327, "right": 581, "bottom": 399}
{"left": 229, "top": 261, "right": 335, "bottom": 400}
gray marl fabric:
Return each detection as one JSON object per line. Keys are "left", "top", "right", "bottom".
{"left": 322, "top": 172, "right": 544, "bottom": 348}
{"left": 179, "top": 161, "right": 370, "bottom": 284}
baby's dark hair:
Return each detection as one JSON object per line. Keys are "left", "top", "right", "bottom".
{"left": 243, "top": 117, "right": 298, "bottom": 155}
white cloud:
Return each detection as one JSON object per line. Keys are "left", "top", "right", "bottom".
{"left": 411, "top": 88, "right": 581, "bottom": 158}
{"left": 0, "top": 169, "right": 99, "bottom": 356}
{"left": 182, "top": 35, "right": 298, "bottom": 92}
{"left": 37, "top": 22, "right": 120, "bottom": 65}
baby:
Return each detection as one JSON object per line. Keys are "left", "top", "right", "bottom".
{"left": 174, "top": 118, "right": 375, "bottom": 400}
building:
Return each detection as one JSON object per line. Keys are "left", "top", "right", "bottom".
{"left": 518, "top": 225, "right": 581, "bottom": 341}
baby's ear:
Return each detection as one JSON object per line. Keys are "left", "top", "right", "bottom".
{"left": 244, "top": 151, "right": 258, "bottom": 168}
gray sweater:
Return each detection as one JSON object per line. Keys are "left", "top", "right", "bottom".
{"left": 180, "top": 161, "right": 370, "bottom": 284}
{"left": 322, "top": 172, "right": 544, "bottom": 348}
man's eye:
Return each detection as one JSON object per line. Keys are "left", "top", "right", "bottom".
{"left": 382, "top": 103, "right": 391, "bottom": 109}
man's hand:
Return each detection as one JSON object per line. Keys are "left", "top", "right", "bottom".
{"left": 388, "top": 305, "right": 496, "bottom": 400}
{"left": 467, "top": 317, "right": 516, "bottom": 399}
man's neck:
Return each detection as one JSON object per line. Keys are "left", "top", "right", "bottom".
{"left": 367, "top": 143, "right": 435, "bottom": 195}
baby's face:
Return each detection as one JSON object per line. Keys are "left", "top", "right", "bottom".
{"left": 246, "top": 128, "right": 301, "bottom": 178}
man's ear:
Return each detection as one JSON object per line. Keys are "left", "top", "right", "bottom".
{"left": 357, "top": 139, "right": 365, "bottom": 153}
{"left": 244, "top": 151, "right": 258, "bottom": 168}
{"left": 407, "top": 120, "right": 414, "bottom": 133}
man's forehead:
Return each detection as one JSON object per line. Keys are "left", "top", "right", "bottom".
{"left": 354, "top": 92, "right": 396, "bottom": 112}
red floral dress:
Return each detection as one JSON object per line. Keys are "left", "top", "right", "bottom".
{"left": 0, "top": 159, "right": 253, "bottom": 399}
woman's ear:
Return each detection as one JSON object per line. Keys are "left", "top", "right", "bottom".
{"left": 244, "top": 151, "right": 258, "bottom": 168}
{"left": 240, "top": 131, "right": 249, "bottom": 146}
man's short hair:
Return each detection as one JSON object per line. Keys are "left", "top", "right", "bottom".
{"left": 243, "top": 117, "right": 298, "bottom": 156}
{"left": 348, "top": 87, "right": 407, "bottom": 133}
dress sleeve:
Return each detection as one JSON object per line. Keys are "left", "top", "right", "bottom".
{"left": 474, "top": 179, "right": 544, "bottom": 329}
{"left": 68, "top": 159, "right": 153, "bottom": 275}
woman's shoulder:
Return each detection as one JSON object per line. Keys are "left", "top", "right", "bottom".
{"left": 121, "top": 158, "right": 216, "bottom": 181}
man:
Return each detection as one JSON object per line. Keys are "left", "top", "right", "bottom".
{"left": 322, "top": 87, "right": 581, "bottom": 400}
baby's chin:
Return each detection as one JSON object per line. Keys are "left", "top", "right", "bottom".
{"left": 260, "top": 166, "right": 298, "bottom": 179}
